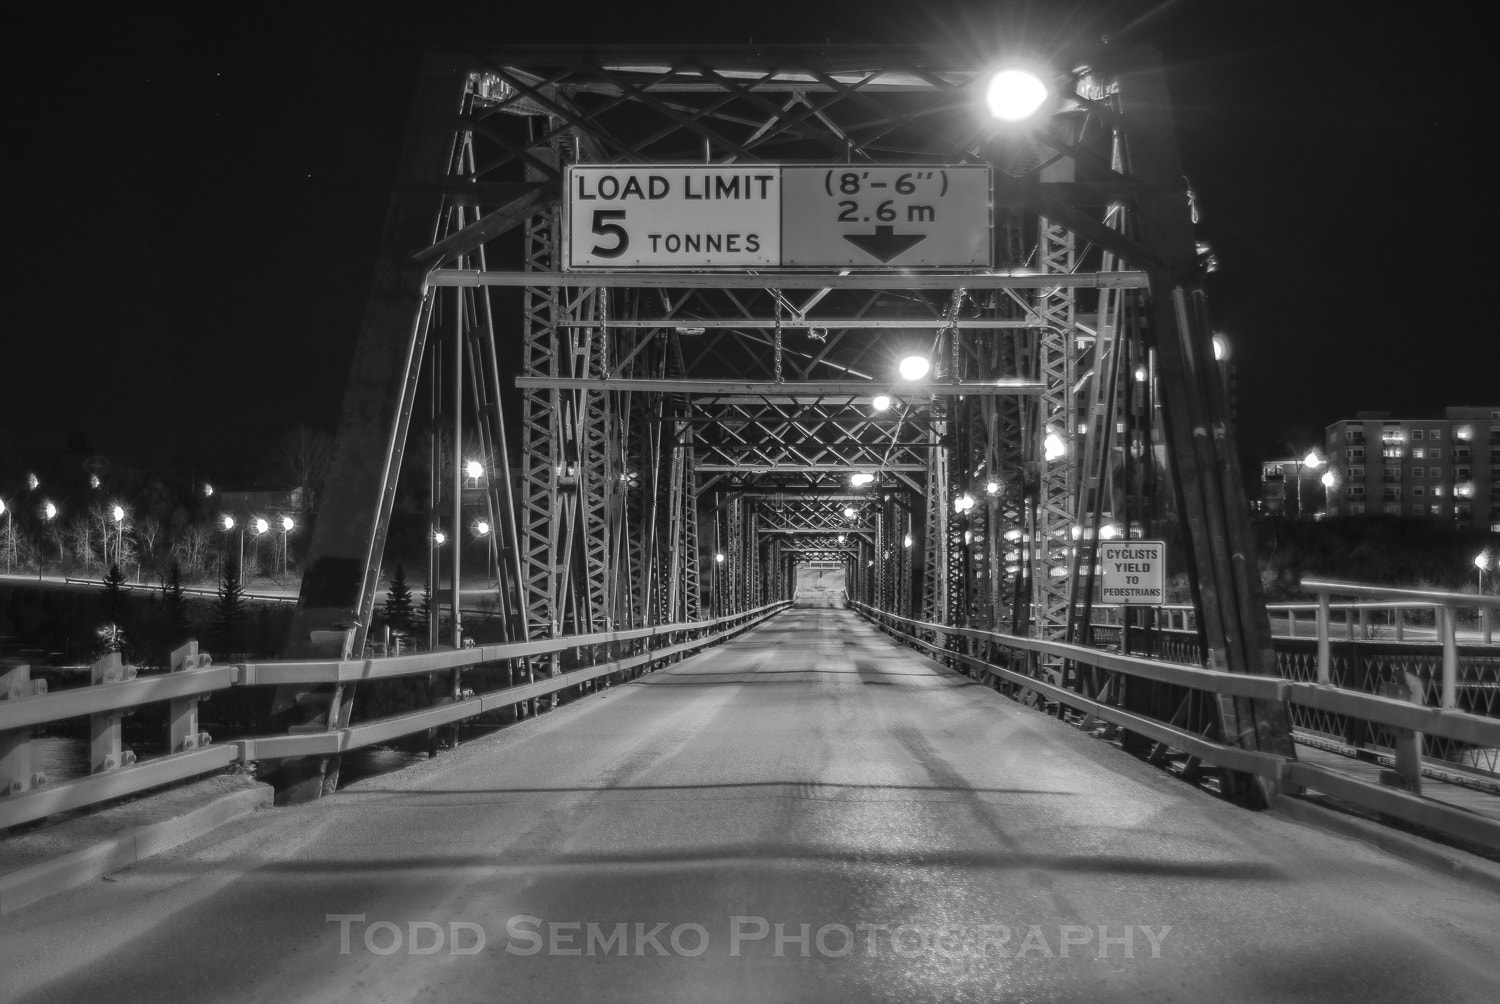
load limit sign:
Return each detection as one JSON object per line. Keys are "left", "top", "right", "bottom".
{"left": 1099, "top": 541, "right": 1166, "bottom": 606}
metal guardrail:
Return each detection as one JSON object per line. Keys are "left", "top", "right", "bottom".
{"left": 0, "top": 601, "right": 790, "bottom": 830}
{"left": 1098, "top": 595, "right": 1497, "bottom": 644}
{"left": 847, "top": 598, "right": 1500, "bottom": 851}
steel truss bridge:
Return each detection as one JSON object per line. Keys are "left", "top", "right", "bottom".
{"left": 277, "top": 43, "right": 1290, "bottom": 801}
{"left": 6, "top": 46, "right": 1500, "bottom": 1002}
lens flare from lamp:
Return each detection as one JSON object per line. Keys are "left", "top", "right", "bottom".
{"left": 897, "top": 356, "right": 930, "bottom": 381}
{"left": 985, "top": 69, "right": 1048, "bottom": 121}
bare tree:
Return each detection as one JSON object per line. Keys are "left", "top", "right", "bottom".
{"left": 43, "top": 517, "right": 67, "bottom": 565}
{"left": 67, "top": 514, "right": 94, "bottom": 571}
{"left": 172, "top": 521, "right": 215, "bottom": 580}
{"left": 268, "top": 425, "right": 333, "bottom": 511}
{"left": 136, "top": 515, "right": 166, "bottom": 581}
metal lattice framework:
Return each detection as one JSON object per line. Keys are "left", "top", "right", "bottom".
{"left": 282, "top": 45, "right": 1294, "bottom": 806}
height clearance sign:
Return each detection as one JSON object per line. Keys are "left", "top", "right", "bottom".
{"left": 564, "top": 165, "right": 992, "bottom": 270}
{"left": 1099, "top": 541, "right": 1167, "bottom": 606}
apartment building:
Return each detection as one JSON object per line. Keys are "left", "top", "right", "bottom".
{"left": 1319, "top": 407, "right": 1500, "bottom": 531}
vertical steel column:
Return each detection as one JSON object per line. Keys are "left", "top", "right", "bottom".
{"left": 1031, "top": 213, "right": 1079, "bottom": 666}
{"left": 1114, "top": 50, "right": 1296, "bottom": 804}
{"left": 275, "top": 60, "right": 465, "bottom": 801}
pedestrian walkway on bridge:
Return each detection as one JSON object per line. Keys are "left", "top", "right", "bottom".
{"left": 4, "top": 607, "right": 1498, "bottom": 1003}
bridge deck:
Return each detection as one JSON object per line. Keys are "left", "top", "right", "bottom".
{"left": 4, "top": 607, "right": 1499, "bottom": 1003}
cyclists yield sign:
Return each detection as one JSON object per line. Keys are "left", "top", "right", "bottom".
{"left": 1099, "top": 541, "right": 1166, "bottom": 606}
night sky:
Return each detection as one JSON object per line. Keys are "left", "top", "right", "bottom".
{"left": 7, "top": 1, "right": 1493, "bottom": 480}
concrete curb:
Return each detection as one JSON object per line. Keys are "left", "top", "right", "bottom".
{"left": 0, "top": 783, "right": 273, "bottom": 916}
{"left": 1273, "top": 795, "right": 1500, "bottom": 899}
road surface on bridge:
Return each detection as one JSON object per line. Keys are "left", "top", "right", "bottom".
{"left": 4, "top": 606, "right": 1499, "bottom": 1003}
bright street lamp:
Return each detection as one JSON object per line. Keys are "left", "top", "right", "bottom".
{"left": 219, "top": 514, "right": 244, "bottom": 584}
{"left": 843, "top": 506, "right": 857, "bottom": 519}
{"left": 109, "top": 504, "right": 127, "bottom": 570}
{"left": 985, "top": 68, "right": 1048, "bottom": 121}
{"left": 433, "top": 530, "right": 447, "bottom": 546}
{"left": 464, "top": 459, "right": 485, "bottom": 481}
{"left": 473, "top": 519, "right": 491, "bottom": 537}
{"left": 278, "top": 515, "right": 296, "bottom": 575}
{"left": 903, "top": 534, "right": 913, "bottom": 548}
{"left": 1043, "top": 432, "right": 1067, "bottom": 461}
{"left": 850, "top": 472, "right": 875, "bottom": 487}
{"left": 871, "top": 394, "right": 892, "bottom": 412}
{"left": 1296, "top": 450, "right": 1325, "bottom": 519}
{"left": 715, "top": 553, "right": 725, "bottom": 563}
{"left": 897, "top": 356, "right": 930, "bottom": 381}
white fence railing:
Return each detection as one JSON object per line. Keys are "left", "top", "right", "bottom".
{"left": 0, "top": 601, "right": 791, "bottom": 830}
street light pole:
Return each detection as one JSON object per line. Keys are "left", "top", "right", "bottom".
{"left": 1296, "top": 450, "right": 1325, "bottom": 519}
{"left": 0, "top": 499, "right": 11, "bottom": 572}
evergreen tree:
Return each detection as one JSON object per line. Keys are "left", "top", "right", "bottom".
{"left": 384, "top": 563, "right": 415, "bottom": 634}
{"left": 163, "top": 562, "right": 190, "bottom": 641}
{"left": 414, "top": 583, "right": 431, "bottom": 644}
{"left": 211, "top": 562, "right": 244, "bottom": 655}
{"left": 101, "top": 562, "right": 129, "bottom": 622}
